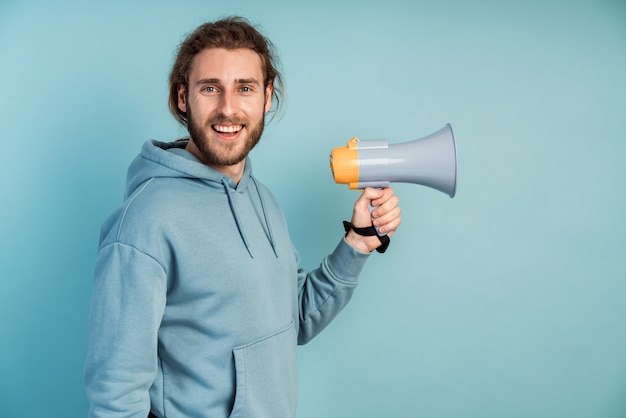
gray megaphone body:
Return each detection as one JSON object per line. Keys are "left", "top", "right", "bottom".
{"left": 330, "top": 123, "right": 458, "bottom": 233}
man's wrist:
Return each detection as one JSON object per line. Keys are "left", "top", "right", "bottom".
{"left": 344, "top": 230, "right": 378, "bottom": 253}
{"left": 343, "top": 221, "right": 390, "bottom": 253}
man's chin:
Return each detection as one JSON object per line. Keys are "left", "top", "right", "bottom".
{"left": 197, "top": 144, "right": 248, "bottom": 167}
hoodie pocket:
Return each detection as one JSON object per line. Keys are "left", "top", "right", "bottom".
{"left": 229, "top": 321, "right": 298, "bottom": 418}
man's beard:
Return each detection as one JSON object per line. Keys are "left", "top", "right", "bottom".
{"left": 187, "top": 106, "right": 265, "bottom": 167}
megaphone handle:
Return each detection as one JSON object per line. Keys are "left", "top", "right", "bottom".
{"left": 367, "top": 200, "right": 386, "bottom": 236}
{"left": 360, "top": 183, "right": 389, "bottom": 236}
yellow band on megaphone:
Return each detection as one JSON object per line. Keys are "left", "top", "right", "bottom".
{"left": 330, "top": 137, "right": 360, "bottom": 187}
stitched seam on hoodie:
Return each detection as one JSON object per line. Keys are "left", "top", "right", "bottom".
{"left": 99, "top": 241, "right": 167, "bottom": 275}
{"left": 110, "top": 177, "right": 167, "bottom": 273}
{"left": 117, "top": 177, "right": 156, "bottom": 242}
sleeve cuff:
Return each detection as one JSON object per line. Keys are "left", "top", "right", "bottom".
{"left": 324, "top": 238, "right": 371, "bottom": 284}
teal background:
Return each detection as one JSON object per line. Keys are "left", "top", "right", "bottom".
{"left": 1, "top": 0, "right": 625, "bottom": 416}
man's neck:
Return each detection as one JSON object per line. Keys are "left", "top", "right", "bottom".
{"left": 212, "top": 161, "right": 245, "bottom": 184}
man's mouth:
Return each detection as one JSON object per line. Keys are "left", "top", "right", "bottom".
{"left": 212, "top": 124, "right": 244, "bottom": 134}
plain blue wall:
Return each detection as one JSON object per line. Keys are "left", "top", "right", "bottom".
{"left": 1, "top": 0, "right": 625, "bottom": 416}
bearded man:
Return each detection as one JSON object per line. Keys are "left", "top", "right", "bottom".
{"left": 85, "top": 16, "right": 401, "bottom": 418}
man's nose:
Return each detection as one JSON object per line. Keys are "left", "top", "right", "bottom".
{"left": 217, "top": 91, "right": 237, "bottom": 116}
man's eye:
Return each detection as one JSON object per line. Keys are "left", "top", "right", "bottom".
{"left": 240, "top": 86, "right": 251, "bottom": 93}
{"left": 203, "top": 86, "right": 217, "bottom": 93}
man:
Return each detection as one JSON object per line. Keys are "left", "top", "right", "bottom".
{"left": 85, "top": 16, "right": 401, "bottom": 418}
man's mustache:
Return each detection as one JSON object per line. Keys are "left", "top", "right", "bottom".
{"left": 207, "top": 114, "right": 246, "bottom": 126}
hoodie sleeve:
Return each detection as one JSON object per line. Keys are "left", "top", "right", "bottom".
{"left": 296, "top": 237, "right": 370, "bottom": 345}
{"left": 85, "top": 242, "right": 167, "bottom": 417}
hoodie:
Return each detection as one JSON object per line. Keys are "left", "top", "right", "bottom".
{"left": 85, "top": 140, "right": 370, "bottom": 418}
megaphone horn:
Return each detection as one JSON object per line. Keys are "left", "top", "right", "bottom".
{"left": 330, "top": 123, "right": 458, "bottom": 198}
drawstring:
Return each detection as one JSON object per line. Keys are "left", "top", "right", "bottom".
{"left": 220, "top": 176, "right": 279, "bottom": 259}
{"left": 222, "top": 178, "right": 255, "bottom": 258}
{"left": 251, "top": 177, "right": 279, "bottom": 258}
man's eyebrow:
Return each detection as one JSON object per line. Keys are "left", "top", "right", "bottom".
{"left": 235, "top": 78, "right": 262, "bottom": 85}
{"left": 195, "top": 78, "right": 220, "bottom": 86}
{"left": 194, "top": 78, "right": 262, "bottom": 86}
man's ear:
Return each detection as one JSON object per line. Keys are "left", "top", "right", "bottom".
{"left": 264, "top": 84, "right": 273, "bottom": 113}
{"left": 177, "top": 84, "right": 187, "bottom": 113}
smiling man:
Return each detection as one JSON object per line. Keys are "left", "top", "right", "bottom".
{"left": 85, "top": 17, "right": 401, "bottom": 418}
{"left": 181, "top": 47, "right": 270, "bottom": 178}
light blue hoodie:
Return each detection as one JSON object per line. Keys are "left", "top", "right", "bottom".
{"left": 85, "top": 140, "right": 370, "bottom": 418}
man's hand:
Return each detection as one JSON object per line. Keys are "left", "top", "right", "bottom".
{"left": 344, "top": 187, "right": 401, "bottom": 253}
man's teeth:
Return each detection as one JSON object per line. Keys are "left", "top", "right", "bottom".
{"left": 214, "top": 124, "right": 243, "bottom": 133}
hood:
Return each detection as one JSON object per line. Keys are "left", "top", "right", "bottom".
{"left": 125, "top": 139, "right": 249, "bottom": 199}
{"left": 125, "top": 140, "right": 277, "bottom": 258}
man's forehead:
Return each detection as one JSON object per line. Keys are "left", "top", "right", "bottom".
{"left": 189, "top": 47, "right": 264, "bottom": 82}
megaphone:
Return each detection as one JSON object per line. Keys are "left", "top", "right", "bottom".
{"left": 329, "top": 123, "right": 458, "bottom": 198}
